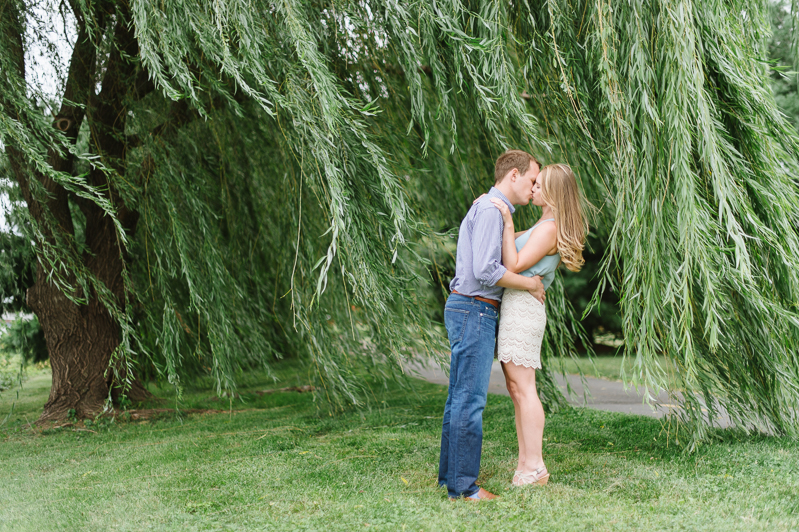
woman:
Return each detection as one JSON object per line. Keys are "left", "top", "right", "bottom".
{"left": 490, "top": 163, "right": 589, "bottom": 487}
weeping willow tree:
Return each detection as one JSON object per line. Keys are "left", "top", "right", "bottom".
{"left": 1, "top": 0, "right": 798, "bottom": 444}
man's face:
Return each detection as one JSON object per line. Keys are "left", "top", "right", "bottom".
{"left": 514, "top": 163, "right": 539, "bottom": 205}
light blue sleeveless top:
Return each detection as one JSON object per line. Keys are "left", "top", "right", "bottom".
{"left": 514, "top": 219, "right": 560, "bottom": 289}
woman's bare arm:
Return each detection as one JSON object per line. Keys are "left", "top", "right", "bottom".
{"left": 489, "top": 198, "right": 523, "bottom": 272}
{"left": 512, "top": 222, "right": 557, "bottom": 273}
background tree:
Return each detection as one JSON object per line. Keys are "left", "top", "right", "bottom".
{"left": 0, "top": 173, "right": 46, "bottom": 366}
{"left": 0, "top": 176, "right": 35, "bottom": 315}
{"left": 2, "top": 0, "right": 799, "bottom": 446}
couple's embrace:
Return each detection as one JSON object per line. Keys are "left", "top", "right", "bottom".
{"left": 438, "top": 150, "right": 588, "bottom": 501}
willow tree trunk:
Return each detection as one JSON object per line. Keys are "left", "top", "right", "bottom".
{"left": 25, "top": 195, "right": 148, "bottom": 422}
{"left": 28, "top": 269, "right": 145, "bottom": 422}
{"left": 2, "top": 1, "right": 149, "bottom": 422}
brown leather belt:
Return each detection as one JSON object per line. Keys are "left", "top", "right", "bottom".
{"left": 452, "top": 290, "right": 499, "bottom": 309}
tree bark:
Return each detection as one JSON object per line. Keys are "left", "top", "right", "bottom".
{"left": 30, "top": 290, "right": 128, "bottom": 421}
{"left": 2, "top": 1, "right": 150, "bottom": 422}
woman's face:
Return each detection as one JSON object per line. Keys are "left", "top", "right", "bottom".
{"left": 531, "top": 173, "right": 546, "bottom": 207}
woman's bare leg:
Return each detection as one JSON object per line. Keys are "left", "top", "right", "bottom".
{"left": 503, "top": 362, "right": 545, "bottom": 472}
{"left": 502, "top": 362, "right": 526, "bottom": 474}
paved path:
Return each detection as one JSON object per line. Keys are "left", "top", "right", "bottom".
{"left": 410, "top": 359, "right": 733, "bottom": 428}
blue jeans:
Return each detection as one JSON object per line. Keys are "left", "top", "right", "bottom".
{"left": 437, "top": 293, "right": 499, "bottom": 498}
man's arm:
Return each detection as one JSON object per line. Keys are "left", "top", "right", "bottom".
{"left": 471, "top": 208, "right": 507, "bottom": 287}
{"left": 496, "top": 271, "right": 546, "bottom": 303}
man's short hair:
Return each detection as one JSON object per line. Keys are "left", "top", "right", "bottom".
{"left": 494, "top": 150, "right": 541, "bottom": 184}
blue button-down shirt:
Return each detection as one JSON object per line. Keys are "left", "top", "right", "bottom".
{"left": 449, "top": 187, "right": 515, "bottom": 302}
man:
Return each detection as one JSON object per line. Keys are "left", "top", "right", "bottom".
{"left": 439, "top": 150, "right": 545, "bottom": 501}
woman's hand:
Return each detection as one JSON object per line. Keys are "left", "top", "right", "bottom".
{"left": 490, "top": 198, "right": 513, "bottom": 225}
{"left": 472, "top": 193, "right": 487, "bottom": 204}
{"left": 491, "top": 197, "right": 518, "bottom": 271}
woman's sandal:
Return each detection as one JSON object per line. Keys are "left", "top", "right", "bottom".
{"left": 512, "top": 466, "right": 549, "bottom": 487}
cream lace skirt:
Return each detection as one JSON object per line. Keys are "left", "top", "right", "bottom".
{"left": 497, "top": 288, "right": 546, "bottom": 369}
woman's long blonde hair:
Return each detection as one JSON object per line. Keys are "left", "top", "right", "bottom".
{"left": 538, "top": 164, "right": 589, "bottom": 272}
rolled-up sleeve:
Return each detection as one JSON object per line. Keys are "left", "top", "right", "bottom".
{"left": 471, "top": 208, "right": 506, "bottom": 287}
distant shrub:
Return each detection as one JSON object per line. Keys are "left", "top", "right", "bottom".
{"left": 0, "top": 316, "right": 48, "bottom": 365}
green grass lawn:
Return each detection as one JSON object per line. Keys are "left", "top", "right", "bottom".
{"left": 1, "top": 361, "right": 797, "bottom": 531}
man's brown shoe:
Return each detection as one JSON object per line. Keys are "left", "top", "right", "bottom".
{"left": 460, "top": 487, "right": 498, "bottom": 501}
{"left": 448, "top": 487, "right": 498, "bottom": 501}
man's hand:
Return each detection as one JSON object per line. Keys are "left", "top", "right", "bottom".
{"left": 527, "top": 276, "right": 545, "bottom": 304}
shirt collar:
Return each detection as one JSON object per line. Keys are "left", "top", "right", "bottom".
{"left": 487, "top": 187, "right": 516, "bottom": 214}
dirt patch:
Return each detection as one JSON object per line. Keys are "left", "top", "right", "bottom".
{"left": 208, "top": 385, "right": 315, "bottom": 401}
{"left": 37, "top": 408, "right": 231, "bottom": 431}
{"left": 254, "top": 385, "right": 315, "bottom": 395}
{"left": 119, "top": 408, "right": 229, "bottom": 420}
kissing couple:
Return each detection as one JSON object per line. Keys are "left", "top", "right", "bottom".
{"left": 438, "top": 150, "right": 589, "bottom": 501}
